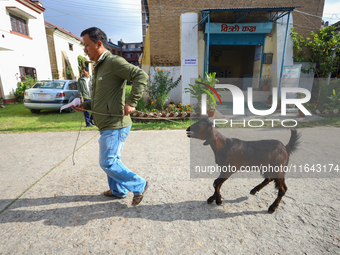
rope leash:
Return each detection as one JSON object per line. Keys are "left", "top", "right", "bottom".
{"left": 72, "top": 108, "right": 190, "bottom": 165}
{"left": 76, "top": 108, "right": 188, "bottom": 125}
{"left": 72, "top": 114, "right": 83, "bottom": 165}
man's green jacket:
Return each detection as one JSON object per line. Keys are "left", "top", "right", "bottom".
{"left": 82, "top": 51, "right": 148, "bottom": 131}
{"left": 77, "top": 76, "right": 92, "bottom": 100}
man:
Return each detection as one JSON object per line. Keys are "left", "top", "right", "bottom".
{"left": 73, "top": 27, "right": 148, "bottom": 206}
{"left": 77, "top": 66, "right": 93, "bottom": 127}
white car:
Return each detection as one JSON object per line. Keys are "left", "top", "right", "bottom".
{"left": 24, "top": 80, "right": 79, "bottom": 113}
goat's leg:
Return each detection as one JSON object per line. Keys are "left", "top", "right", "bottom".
{"left": 268, "top": 178, "right": 287, "bottom": 213}
{"left": 250, "top": 178, "right": 273, "bottom": 195}
{"left": 207, "top": 177, "right": 228, "bottom": 206}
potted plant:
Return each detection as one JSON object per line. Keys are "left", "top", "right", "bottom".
{"left": 260, "top": 76, "right": 272, "bottom": 91}
{"left": 184, "top": 72, "right": 222, "bottom": 116}
{"left": 207, "top": 96, "right": 216, "bottom": 117}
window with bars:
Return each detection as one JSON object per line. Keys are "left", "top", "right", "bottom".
{"left": 10, "top": 14, "right": 28, "bottom": 36}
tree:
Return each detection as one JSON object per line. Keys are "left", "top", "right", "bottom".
{"left": 291, "top": 26, "right": 340, "bottom": 78}
{"left": 291, "top": 26, "right": 340, "bottom": 103}
{"left": 78, "top": 55, "right": 85, "bottom": 76}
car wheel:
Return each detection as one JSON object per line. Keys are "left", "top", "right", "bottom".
{"left": 30, "top": 109, "right": 41, "bottom": 114}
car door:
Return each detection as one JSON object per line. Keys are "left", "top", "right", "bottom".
{"left": 66, "top": 81, "right": 79, "bottom": 103}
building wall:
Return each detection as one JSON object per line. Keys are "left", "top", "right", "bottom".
{"left": 122, "top": 42, "right": 143, "bottom": 66}
{"left": 108, "top": 43, "right": 122, "bottom": 57}
{"left": 45, "top": 28, "right": 59, "bottom": 79}
{"left": 148, "top": 0, "right": 324, "bottom": 67}
{"left": 52, "top": 30, "right": 84, "bottom": 80}
{"left": 124, "top": 51, "right": 142, "bottom": 66}
{"left": 0, "top": 0, "right": 52, "bottom": 101}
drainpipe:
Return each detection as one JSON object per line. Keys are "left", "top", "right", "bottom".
{"left": 205, "top": 12, "right": 210, "bottom": 78}
{"left": 278, "top": 12, "right": 290, "bottom": 95}
{"left": 259, "top": 42, "right": 265, "bottom": 90}
{"left": 204, "top": 34, "right": 207, "bottom": 75}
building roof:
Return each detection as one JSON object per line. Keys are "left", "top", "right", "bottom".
{"left": 201, "top": 6, "right": 297, "bottom": 12}
{"left": 45, "top": 20, "right": 82, "bottom": 42}
{"left": 108, "top": 41, "right": 122, "bottom": 49}
{"left": 331, "top": 20, "right": 340, "bottom": 29}
{"left": 200, "top": 6, "right": 298, "bottom": 23}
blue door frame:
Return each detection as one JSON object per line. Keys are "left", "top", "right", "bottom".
{"left": 201, "top": 8, "right": 294, "bottom": 92}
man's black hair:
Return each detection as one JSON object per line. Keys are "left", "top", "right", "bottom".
{"left": 82, "top": 66, "right": 89, "bottom": 72}
{"left": 81, "top": 27, "right": 108, "bottom": 49}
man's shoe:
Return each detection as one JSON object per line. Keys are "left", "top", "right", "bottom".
{"left": 90, "top": 120, "right": 95, "bottom": 126}
{"left": 131, "top": 181, "right": 149, "bottom": 206}
{"left": 103, "top": 190, "right": 125, "bottom": 199}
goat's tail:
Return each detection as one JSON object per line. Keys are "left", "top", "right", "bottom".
{"left": 285, "top": 129, "right": 301, "bottom": 155}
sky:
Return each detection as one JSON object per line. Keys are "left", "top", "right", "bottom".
{"left": 42, "top": 0, "right": 143, "bottom": 44}
{"left": 322, "top": 0, "right": 340, "bottom": 25}
{"left": 42, "top": 0, "right": 340, "bottom": 44}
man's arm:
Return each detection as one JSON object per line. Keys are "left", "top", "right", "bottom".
{"left": 113, "top": 57, "right": 148, "bottom": 108}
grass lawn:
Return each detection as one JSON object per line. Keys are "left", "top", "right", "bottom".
{"left": 0, "top": 103, "right": 190, "bottom": 133}
{"left": 0, "top": 103, "right": 339, "bottom": 133}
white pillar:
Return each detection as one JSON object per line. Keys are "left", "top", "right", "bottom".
{"left": 88, "top": 62, "right": 93, "bottom": 76}
{"left": 181, "top": 13, "right": 199, "bottom": 105}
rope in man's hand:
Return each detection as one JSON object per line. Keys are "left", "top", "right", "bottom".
{"left": 70, "top": 104, "right": 189, "bottom": 165}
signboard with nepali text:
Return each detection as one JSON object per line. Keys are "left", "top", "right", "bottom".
{"left": 184, "top": 58, "right": 198, "bottom": 66}
{"left": 281, "top": 64, "right": 302, "bottom": 99}
{"left": 206, "top": 22, "right": 273, "bottom": 34}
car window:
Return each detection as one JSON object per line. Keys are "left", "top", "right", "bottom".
{"left": 54, "top": 82, "right": 65, "bottom": 89}
{"left": 68, "top": 82, "right": 78, "bottom": 90}
{"left": 32, "top": 81, "right": 49, "bottom": 88}
{"left": 40, "top": 81, "right": 66, "bottom": 89}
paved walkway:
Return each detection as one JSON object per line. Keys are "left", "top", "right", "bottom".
{"left": 0, "top": 125, "right": 339, "bottom": 254}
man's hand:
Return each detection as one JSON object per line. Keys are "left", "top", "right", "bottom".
{"left": 71, "top": 104, "right": 85, "bottom": 113}
{"left": 80, "top": 97, "right": 84, "bottom": 103}
{"left": 124, "top": 103, "right": 135, "bottom": 116}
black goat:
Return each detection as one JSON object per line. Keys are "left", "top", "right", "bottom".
{"left": 186, "top": 118, "right": 301, "bottom": 213}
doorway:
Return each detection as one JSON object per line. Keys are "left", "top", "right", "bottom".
{"left": 209, "top": 45, "right": 256, "bottom": 90}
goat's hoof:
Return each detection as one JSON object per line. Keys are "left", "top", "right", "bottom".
{"left": 216, "top": 201, "right": 222, "bottom": 206}
{"left": 250, "top": 189, "right": 257, "bottom": 195}
{"left": 268, "top": 206, "right": 276, "bottom": 214}
{"left": 207, "top": 197, "right": 214, "bottom": 204}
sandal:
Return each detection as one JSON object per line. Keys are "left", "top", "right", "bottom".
{"left": 103, "top": 190, "right": 125, "bottom": 199}
{"left": 131, "top": 182, "right": 149, "bottom": 206}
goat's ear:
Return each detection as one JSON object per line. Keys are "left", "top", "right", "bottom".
{"left": 203, "top": 126, "right": 213, "bottom": 146}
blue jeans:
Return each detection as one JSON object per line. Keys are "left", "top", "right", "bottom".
{"left": 98, "top": 125, "right": 146, "bottom": 197}
{"left": 83, "top": 99, "right": 93, "bottom": 126}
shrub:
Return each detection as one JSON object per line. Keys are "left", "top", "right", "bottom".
{"left": 125, "top": 85, "right": 147, "bottom": 112}
{"left": 125, "top": 85, "right": 132, "bottom": 100}
{"left": 318, "top": 79, "right": 340, "bottom": 106}
{"left": 78, "top": 55, "right": 85, "bottom": 76}
{"left": 148, "top": 68, "right": 182, "bottom": 111}
{"left": 136, "top": 97, "right": 146, "bottom": 111}
{"left": 14, "top": 75, "right": 36, "bottom": 103}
